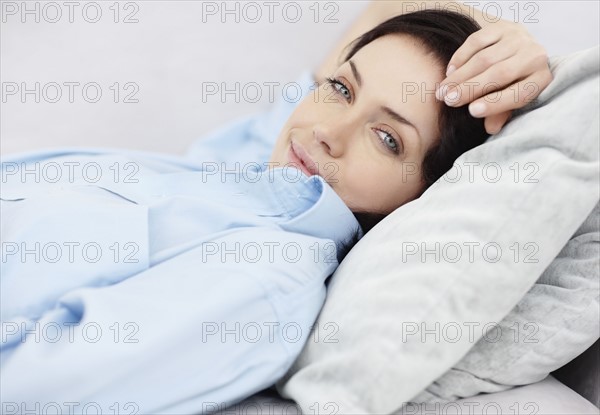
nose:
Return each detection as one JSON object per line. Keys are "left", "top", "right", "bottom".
{"left": 313, "top": 116, "right": 354, "bottom": 158}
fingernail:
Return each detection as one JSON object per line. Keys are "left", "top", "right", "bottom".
{"left": 435, "top": 84, "right": 448, "bottom": 101}
{"left": 469, "top": 102, "right": 486, "bottom": 117}
{"left": 444, "top": 89, "right": 460, "bottom": 105}
{"left": 446, "top": 64, "right": 456, "bottom": 76}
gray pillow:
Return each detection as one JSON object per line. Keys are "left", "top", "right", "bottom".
{"left": 275, "top": 46, "right": 600, "bottom": 414}
{"left": 407, "top": 201, "right": 599, "bottom": 406}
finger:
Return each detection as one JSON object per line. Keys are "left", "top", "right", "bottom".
{"left": 484, "top": 111, "right": 512, "bottom": 135}
{"left": 467, "top": 71, "right": 553, "bottom": 118}
{"left": 442, "top": 53, "right": 540, "bottom": 108}
{"left": 444, "top": 26, "right": 504, "bottom": 77}
{"left": 437, "top": 38, "right": 520, "bottom": 100}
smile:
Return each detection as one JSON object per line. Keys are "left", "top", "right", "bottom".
{"left": 288, "top": 141, "right": 320, "bottom": 177}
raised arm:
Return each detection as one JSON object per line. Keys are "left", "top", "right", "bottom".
{"left": 315, "top": 1, "right": 552, "bottom": 135}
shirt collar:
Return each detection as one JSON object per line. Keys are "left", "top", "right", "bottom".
{"left": 264, "top": 167, "right": 363, "bottom": 260}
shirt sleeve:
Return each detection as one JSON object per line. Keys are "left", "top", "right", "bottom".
{"left": 1, "top": 227, "right": 339, "bottom": 414}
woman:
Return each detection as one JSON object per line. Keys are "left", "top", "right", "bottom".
{"left": 1, "top": 4, "right": 552, "bottom": 414}
{"left": 269, "top": 3, "right": 552, "bottom": 232}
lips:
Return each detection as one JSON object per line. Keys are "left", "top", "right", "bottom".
{"left": 288, "top": 141, "right": 319, "bottom": 177}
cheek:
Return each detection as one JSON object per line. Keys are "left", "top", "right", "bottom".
{"left": 340, "top": 161, "right": 425, "bottom": 213}
{"left": 302, "top": 84, "right": 345, "bottom": 120}
{"left": 279, "top": 81, "right": 343, "bottom": 134}
{"left": 271, "top": 97, "right": 322, "bottom": 163}
{"left": 335, "top": 160, "right": 388, "bottom": 210}
{"left": 279, "top": 95, "right": 321, "bottom": 135}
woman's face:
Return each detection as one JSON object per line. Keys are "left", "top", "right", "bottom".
{"left": 269, "top": 34, "right": 444, "bottom": 215}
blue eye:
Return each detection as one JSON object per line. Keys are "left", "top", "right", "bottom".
{"left": 326, "top": 76, "right": 402, "bottom": 156}
{"left": 325, "top": 77, "right": 351, "bottom": 101}
{"left": 375, "top": 129, "right": 401, "bottom": 155}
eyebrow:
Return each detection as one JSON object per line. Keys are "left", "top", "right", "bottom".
{"left": 349, "top": 59, "right": 421, "bottom": 140}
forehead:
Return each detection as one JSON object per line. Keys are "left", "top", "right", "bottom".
{"left": 351, "top": 34, "right": 443, "bottom": 83}
{"left": 352, "top": 34, "right": 443, "bottom": 98}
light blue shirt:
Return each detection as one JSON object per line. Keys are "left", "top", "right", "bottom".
{"left": 0, "top": 71, "right": 362, "bottom": 414}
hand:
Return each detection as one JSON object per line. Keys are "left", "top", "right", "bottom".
{"left": 435, "top": 20, "right": 553, "bottom": 135}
